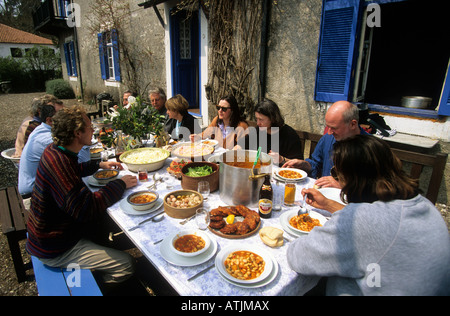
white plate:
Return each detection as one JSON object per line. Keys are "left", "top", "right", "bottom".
{"left": 160, "top": 232, "right": 218, "bottom": 267}
{"left": 284, "top": 210, "right": 327, "bottom": 234}
{"left": 275, "top": 168, "right": 307, "bottom": 181}
{"left": 215, "top": 245, "right": 273, "bottom": 285}
{"left": 318, "top": 188, "right": 346, "bottom": 205}
{"left": 1, "top": 148, "right": 20, "bottom": 162}
{"left": 201, "top": 139, "right": 219, "bottom": 148}
{"left": 120, "top": 197, "right": 163, "bottom": 216}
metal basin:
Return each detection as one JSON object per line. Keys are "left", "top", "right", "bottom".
{"left": 401, "top": 96, "right": 432, "bottom": 109}
{"left": 219, "top": 150, "right": 272, "bottom": 207}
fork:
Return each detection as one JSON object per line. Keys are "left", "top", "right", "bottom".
{"left": 179, "top": 213, "right": 197, "bottom": 225}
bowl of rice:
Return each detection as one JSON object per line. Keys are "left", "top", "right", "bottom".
{"left": 119, "top": 148, "right": 170, "bottom": 172}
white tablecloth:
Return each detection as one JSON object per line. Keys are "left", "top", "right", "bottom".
{"left": 91, "top": 154, "right": 325, "bottom": 296}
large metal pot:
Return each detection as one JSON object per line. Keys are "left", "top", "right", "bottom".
{"left": 219, "top": 150, "right": 272, "bottom": 207}
{"left": 401, "top": 96, "right": 432, "bottom": 109}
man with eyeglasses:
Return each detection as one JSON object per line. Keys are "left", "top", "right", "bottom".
{"left": 283, "top": 101, "right": 369, "bottom": 188}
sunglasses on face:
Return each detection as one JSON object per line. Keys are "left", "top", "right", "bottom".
{"left": 216, "top": 105, "right": 231, "bottom": 112}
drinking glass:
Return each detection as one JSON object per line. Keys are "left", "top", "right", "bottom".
{"left": 101, "top": 150, "right": 109, "bottom": 162}
{"left": 197, "top": 181, "right": 210, "bottom": 201}
{"left": 284, "top": 180, "right": 296, "bottom": 206}
{"left": 195, "top": 208, "right": 210, "bottom": 230}
{"left": 138, "top": 168, "right": 148, "bottom": 182}
{"left": 164, "top": 173, "right": 174, "bottom": 190}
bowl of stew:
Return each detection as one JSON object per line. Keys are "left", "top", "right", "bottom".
{"left": 170, "top": 229, "right": 210, "bottom": 257}
{"left": 127, "top": 190, "right": 159, "bottom": 211}
{"left": 93, "top": 169, "right": 119, "bottom": 185}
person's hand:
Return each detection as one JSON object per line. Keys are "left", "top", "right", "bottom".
{"left": 268, "top": 150, "right": 282, "bottom": 165}
{"left": 314, "top": 176, "right": 341, "bottom": 189}
{"left": 302, "top": 188, "right": 344, "bottom": 213}
{"left": 99, "top": 161, "right": 123, "bottom": 170}
{"left": 120, "top": 175, "right": 138, "bottom": 189}
{"left": 189, "top": 134, "right": 200, "bottom": 142}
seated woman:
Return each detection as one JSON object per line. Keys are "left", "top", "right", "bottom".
{"left": 190, "top": 95, "right": 248, "bottom": 149}
{"left": 165, "top": 94, "right": 201, "bottom": 140}
{"left": 288, "top": 135, "right": 450, "bottom": 296}
{"left": 236, "top": 99, "right": 303, "bottom": 165}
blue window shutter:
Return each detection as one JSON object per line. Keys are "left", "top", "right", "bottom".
{"left": 97, "top": 33, "right": 107, "bottom": 80}
{"left": 438, "top": 63, "right": 450, "bottom": 116}
{"left": 315, "top": 0, "right": 362, "bottom": 103}
{"left": 69, "top": 41, "right": 77, "bottom": 77}
{"left": 111, "top": 29, "right": 121, "bottom": 81}
{"left": 63, "top": 43, "right": 72, "bottom": 76}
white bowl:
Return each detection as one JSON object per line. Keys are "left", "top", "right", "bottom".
{"left": 120, "top": 148, "right": 170, "bottom": 172}
{"left": 215, "top": 245, "right": 273, "bottom": 284}
{"left": 275, "top": 168, "right": 307, "bottom": 181}
{"left": 127, "top": 190, "right": 159, "bottom": 211}
{"left": 170, "top": 229, "right": 211, "bottom": 257}
{"left": 93, "top": 169, "right": 119, "bottom": 185}
{"left": 287, "top": 210, "right": 327, "bottom": 234}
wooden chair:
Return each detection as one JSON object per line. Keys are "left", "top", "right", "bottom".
{"left": 391, "top": 149, "right": 448, "bottom": 205}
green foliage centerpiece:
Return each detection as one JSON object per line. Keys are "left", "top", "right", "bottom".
{"left": 108, "top": 96, "right": 167, "bottom": 148}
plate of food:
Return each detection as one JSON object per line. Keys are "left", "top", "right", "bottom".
{"left": 274, "top": 168, "right": 307, "bottom": 181}
{"left": 282, "top": 210, "right": 327, "bottom": 234}
{"left": 171, "top": 142, "right": 215, "bottom": 160}
{"left": 208, "top": 205, "right": 261, "bottom": 239}
{"left": 215, "top": 245, "right": 273, "bottom": 284}
{"left": 166, "top": 158, "right": 191, "bottom": 179}
{"left": 201, "top": 139, "right": 219, "bottom": 148}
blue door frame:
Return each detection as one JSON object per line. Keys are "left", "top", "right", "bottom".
{"left": 170, "top": 9, "right": 199, "bottom": 110}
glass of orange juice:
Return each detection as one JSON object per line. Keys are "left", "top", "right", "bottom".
{"left": 284, "top": 180, "right": 296, "bottom": 206}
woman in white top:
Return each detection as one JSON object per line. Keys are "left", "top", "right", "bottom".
{"left": 190, "top": 95, "right": 248, "bottom": 150}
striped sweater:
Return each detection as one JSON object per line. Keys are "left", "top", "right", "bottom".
{"left": 26, "top": 144, "right": 126, "bottom": 259}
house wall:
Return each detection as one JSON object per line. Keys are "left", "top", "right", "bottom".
{"left": 61, "top": 0, "right": 166, "bottom": 104}
{"left": 0, "top": 43, "right": 56, "bottom": 59}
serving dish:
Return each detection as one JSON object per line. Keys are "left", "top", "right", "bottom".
{"left": 120, "top": 147, "right": 170, "bottom": 172}
{"left": 1, "top": 148, "right": 20, "bottom": 162}
{"left": 169, "top": 229, "right": 211, "bottom": 257}
{"left": 163, "top": 189, "right": 203, "bottom": 219}
{"left": 127, "top": 190, "right": 159, "bottom": 211}
{"left": 171, "top": 142, "right": 215, "bottom": 161}
{"left": 181, "top": 161, "right": 219, "bottom": 192}
{"left": 201, "top": 139, "right": 219, "bottom": 148}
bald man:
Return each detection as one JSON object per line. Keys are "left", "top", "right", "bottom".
{"left": 283, "top": 101, "right": 368, "bottom": 188}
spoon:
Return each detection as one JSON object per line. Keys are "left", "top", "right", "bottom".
{"left": 110, "top": 214, "right": 165, "bottom": 240}
{"left": 298, "top": 191, "right": 308, "bottom": 216}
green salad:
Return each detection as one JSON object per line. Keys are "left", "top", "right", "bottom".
{"left": 185, "top": 165, "right": 213, "bottom": 177}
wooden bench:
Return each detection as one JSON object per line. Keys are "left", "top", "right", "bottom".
{"left": 0, "top": 186, "right": 29, "bottom": 282}
{"left": 30, "top": 256, "right": 102, "bottom": 296}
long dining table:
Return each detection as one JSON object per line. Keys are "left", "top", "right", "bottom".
{"left": 85, "top": 150, "right": 330, "bottom": 296}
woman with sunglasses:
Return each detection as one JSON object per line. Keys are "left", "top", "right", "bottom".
{"left": 236, "top": 99, "right": 303, "bottom": 165}
{"left": 287, "top": 135, "right": 450, "bottom": 295}
{"left": 190, "top": 95, "right": 248, "bottom": 149}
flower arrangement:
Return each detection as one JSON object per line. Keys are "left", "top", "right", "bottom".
{"left": 107, "top": 95, "right": 166, "bottom": 144}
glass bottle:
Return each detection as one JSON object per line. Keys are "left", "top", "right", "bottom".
{"left": 258, "top": 175, "right": 273, "bottom": 218}
{"left": 115, "top": 130, "right": 125, "bottom": 162}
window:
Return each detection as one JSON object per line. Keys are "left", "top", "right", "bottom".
{"left": 97, "top": 29, "right": 121, "bottom": 82}
{"left": 63, "top": 41, "right": 77, "bottom": 76}
{"left": 315, "top": 0, "right": 450, "bottom": 116}
{"left": 10, "top": 48, "right": 23, "bottom": 58}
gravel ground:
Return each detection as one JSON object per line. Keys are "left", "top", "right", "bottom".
{"left": 0, "top": 92, "right": 448, "bottom": 296}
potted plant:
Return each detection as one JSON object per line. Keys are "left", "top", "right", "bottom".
{"left": 108, "top": 96, "right": 166, "bottom": 147}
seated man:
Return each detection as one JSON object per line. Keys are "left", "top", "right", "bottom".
{"left": 18, "top": 104, "right": 57, "bottom": 200}
{"left": 26, "top": 105, "right": 138, "bottom": 287}
{"left": 283, "top": 101, "right": 368, "bottom": 188}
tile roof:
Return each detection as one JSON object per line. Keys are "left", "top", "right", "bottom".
{"left": 0, "top": 23, "right": 53, "bottom": 45}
